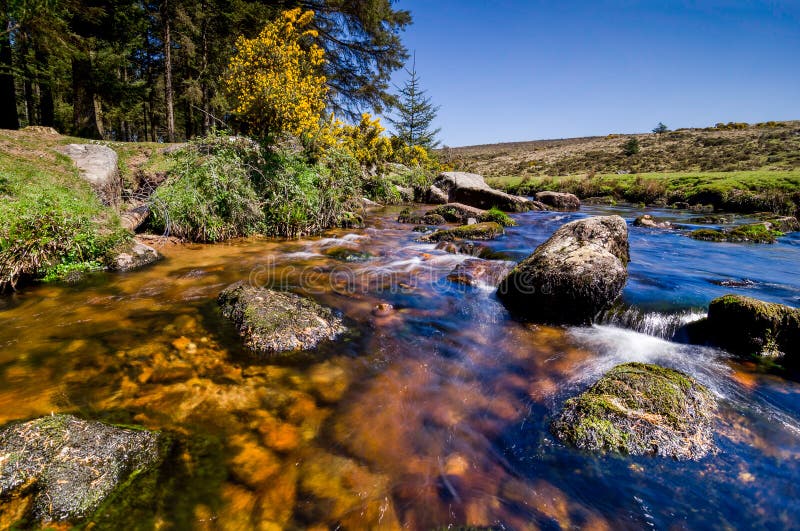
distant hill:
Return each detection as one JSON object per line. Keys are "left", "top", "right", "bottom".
{"left": 441, "top": 121, "right": 800, "bottom": 177}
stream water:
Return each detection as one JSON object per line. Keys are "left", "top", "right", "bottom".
{"left": 2, "top": 204, "right": 800, "bottom": 529}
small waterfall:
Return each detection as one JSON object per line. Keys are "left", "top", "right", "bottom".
{"left": 598, "top": 306, "right": 706, "bottom": 340}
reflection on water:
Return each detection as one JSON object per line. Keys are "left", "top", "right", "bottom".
{"left": 2, "top": 205, "right": 800, "bottom": 528}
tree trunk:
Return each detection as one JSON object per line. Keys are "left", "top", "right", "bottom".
{"left": 201, "top": 10, "right": 210, "bottom": 135}
{"left": 0, "top": 8, "right": 18, "bottom": 129}
{"left": 36, "top": 50, "right": 54, "bottom": 127}
{"left": 72, "top": 56, "right": 103, "bottom": 139}
{"left": 162, "top": 0, "right": 175, "bottom": 142}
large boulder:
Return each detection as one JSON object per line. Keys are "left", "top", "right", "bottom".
{"left": 416, "top": 185, "right": 448, "bottom": 204}
{"left": 703, "top": 295, "right": 800, "bottom": 362}
{"left": 0, "top": 415, "right": 163, "bottom": 524}
{"left": 535, "top": 191, "right": 580, "bottom": 211}
{"left": 434, "top": 172, "right": 534, "bottom": 212}
{"left": 417, "top": 222, "right": 504, "bottom": 243}
{"left": 551, "top": 363, "right": 717, "bottom": 460}
{"left": 60, "top": 144, "right": 122, "bottom": 206}
{"left": 497, "top": 216, "right": 629, "bottom": 323}
{"left": 218, "top": 281, "right": 346, "bottom": 355}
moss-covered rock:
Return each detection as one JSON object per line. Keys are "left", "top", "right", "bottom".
{"left": 754, "top": 214, "right": 800, "bottom": 233}
{"left": 551, "top": 363, "right": 717, "bottom": 460}
{"left": 0, "top": 415, "right": 164, "bottom": 525}
{"left": 416, "top": 222, "right": 504, "bottom": 243}
{"left": 396, "top": 208, "right": 446, "bottom": 226}
{"left": 690, "top": 222, "right": 783, "bottom": 243}
{"left": 431, "top": 202, "right": 486, "bottom": 223}
{"left": 478, "top": 207, "right": 516, "bottom": 227}
{"left": 218, "top": 281, "right": 346, "bottom": 356}
{"left": 323, "top": 246, "right": 372, "bottom": 262}
{"left": 497, "top": 215, "right": 629, "bottom": 324}
{"left": 688, "top": 214, "right": 734, "bottom": 224}
{"left": 705, "top": 294, "right": 800, "bottom": 362}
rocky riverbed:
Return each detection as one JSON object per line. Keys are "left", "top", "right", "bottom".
{"left": 1, "top": 203, "right": 800, "bottom": 528}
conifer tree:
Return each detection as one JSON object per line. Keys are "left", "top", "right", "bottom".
{"left": 388, "top": 56, "right": 440, "bottom": 149}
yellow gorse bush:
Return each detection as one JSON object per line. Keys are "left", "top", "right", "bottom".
{"left": 225, "top": 8, "right": 327, "bottom": 138}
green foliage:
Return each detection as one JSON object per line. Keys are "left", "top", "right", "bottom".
{"left": 653, "top": 122, "right": 669, "bottom": 134}
{"left": 479, "top": 207, "right": 516, "bottom": 227}
{"left": 623, "top": 137, "right": 640, "bottom": 156}
{"left": 490, "top": 170, "right": 800, "bottom": 216}
{"left": 150, "top": 136, "right": 264, "bottom": 242}
{"left": 261, "top": 149, "right": 361, "bottom": 237}
{"left": 387, "top": 57, "right": 440, "bottom": 149}
{"left": 151, "top": 134, "right": 365, "bottom": 240}
{"left": 0, "top": 141, "right": 129, "bottom": 290}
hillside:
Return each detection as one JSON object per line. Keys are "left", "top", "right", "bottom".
{"left": 443, "top": 121, "right": 800, "bottom": 177}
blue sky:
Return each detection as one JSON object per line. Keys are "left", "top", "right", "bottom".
{"left": 386, "top": 0, "right": 800, "bottom": 146}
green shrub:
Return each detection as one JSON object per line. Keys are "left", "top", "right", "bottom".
{"left": 261, "top": 149, "right": 361, "bottom": 237}
{"left": 0, "top": 198, "right": 128, "bottom": 289}
{"left": 480, "top": 207, "right": 516, "bottom": 227}
{"left": 150, "top": 136, "right": 264, "bottom": 242}
{"left": 623, "top": 137, "right": 640, "bottom": 156}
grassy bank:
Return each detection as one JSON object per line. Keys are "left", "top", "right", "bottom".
{"left": 488, "top": 170, "right": 800, "bottom": 215}
{"left": 0, "top": 129, "right": 131, "bottom": 289}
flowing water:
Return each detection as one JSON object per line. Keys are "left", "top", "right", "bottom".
{"left": 2, "top": 204, "right": 800, "bottom": 529}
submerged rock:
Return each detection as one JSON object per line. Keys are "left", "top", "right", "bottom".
{"left": 497, "top": 215, "right": 629, "bottom": 324}
{"left": 323, "top": 246, "right": 372, "bottom": 262}
{"left": 434, "top": 172, "right": 534, "bottom": 212}
{"left": 551, "top": 363, "right": 718, "bottom": 460}
{"left": 417, "top": 222, "right": 504, "bottom": 243}
{"left": 297, "top": 450, "right": 401, "bottom": 529}
{"left": 535, "top": 191, "right": 581, "bottom": 211}
{"left": 703, "top": 294, "right": 800, "bottom": 362}
{"left": 447, "top": 258, "right": 515, "bottom": 287}
{"left": 218, "top": 281, "right": 346, "bottom": 355}
{"left": 633, "top": 214, "right": 672, "bottom": 229}
{"left": 110, "top": 240, "right": 161, "bottom": 272}
{"left": 0, "top": 414, "right": 163, "bottom": 523}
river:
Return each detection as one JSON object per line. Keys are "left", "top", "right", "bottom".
{"left": 1, "top": 204, "right": 799, "bottom": 529}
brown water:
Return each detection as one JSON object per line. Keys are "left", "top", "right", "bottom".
{"left": 3, "top": 206, "right": 800, "bottom": 529}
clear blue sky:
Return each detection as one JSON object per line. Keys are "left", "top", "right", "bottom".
{"left": 387, "top": 0, "right": 800, "bottom": 147}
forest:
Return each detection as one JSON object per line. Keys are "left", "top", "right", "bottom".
{"left": 0, "top": 0, "right": 411, "bottom": 140}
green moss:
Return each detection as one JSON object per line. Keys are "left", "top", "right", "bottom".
{"left": 552, "top": 363, "right": 716, "bottom": 459}
{"left": 690, "top": 223, "right": 782, "bottom": 243}
{"left": 417, "top": 222, "right": 504, "bottom": 242}
{"left": 728, "top": 223, "right": 783, "bottom": 242}
{"left": 479, "top": 206, "right": 516, "bottom": 226}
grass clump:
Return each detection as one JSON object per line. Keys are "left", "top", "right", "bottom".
{"left": 0, "top": 143, "right": 129, "bottom": 290}
{"left": 479, "top": 206, "right": 516, "bottom": 226}
{"left": 150, "top": 134, "right": 364, "bottom": 241}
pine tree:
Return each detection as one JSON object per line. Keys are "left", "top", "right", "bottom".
{"left": 388, "top": 56, "right": 440, "bottom": 149}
